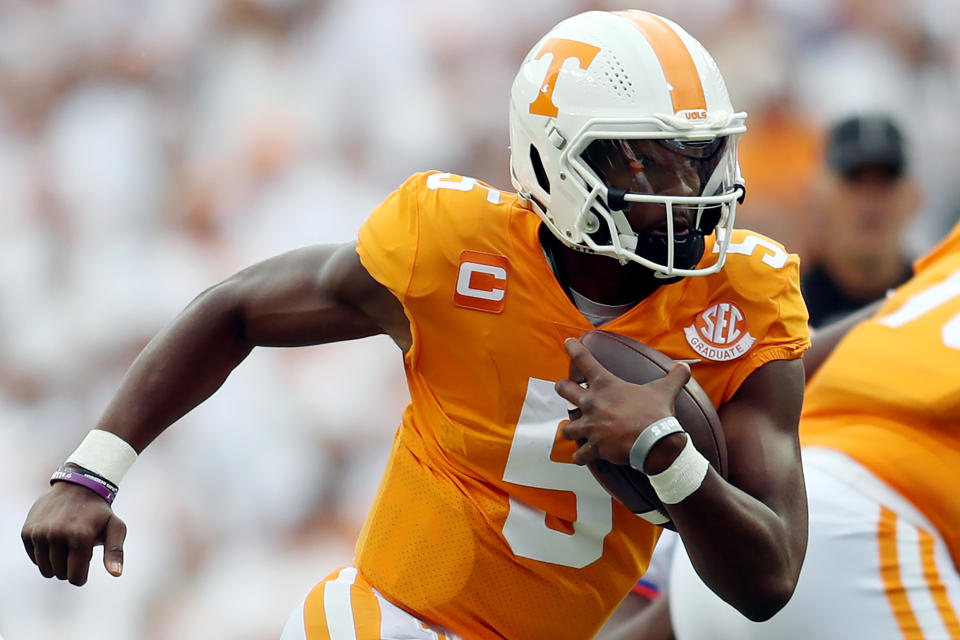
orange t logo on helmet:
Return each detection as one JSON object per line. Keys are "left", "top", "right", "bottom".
{"left": 528, "top": 38, "right": 600, "bottom": 117}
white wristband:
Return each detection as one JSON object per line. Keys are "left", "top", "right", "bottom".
{"left": 647, "top": 435, "right": 709, "bottom": 505}
{"left": 66, "top": 429, "right": 138, "bottom": 486}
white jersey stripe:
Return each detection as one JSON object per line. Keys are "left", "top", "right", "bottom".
{"left": 325, "top": 567, "right": 359, "bottom": 640}
{"left": 894, "top": 516, "right": 943, "bottom": 639}
{"left": 919, "top": 529, "right": 960, "bottom": 638}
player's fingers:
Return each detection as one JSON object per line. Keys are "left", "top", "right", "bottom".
{"left": 659, "top": 362, "right": 691, "bottom": 400}
{"left": 555, "top": 378, "right": 588, "bottom": 410}
{"left": 21, "top": 529, "right": 37, "bottom": 567}
{"left": 101, "top": 515, "right": 127, "bottom": 577}
{"left": 49, "top": 537, "right": 69, "bottom": 581}
{"left": 30, "top": 534, "right": 54, "bottom": 578}
{"left": 561, "top": 416, "right": 586, "bottom": 442}
{"left": 66, "top": 534, "right": 95, "bottom": 586}
{"left": 572, "top": 439, "right": 598, "bottom": 465}
{"left": 565, "top": 338, "right": 610, "bottom": 383}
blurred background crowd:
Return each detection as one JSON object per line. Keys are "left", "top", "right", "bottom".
{"left": 2, "top": 0, "right": 959, "bottom": 638}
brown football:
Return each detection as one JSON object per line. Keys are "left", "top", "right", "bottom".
{"left": 572, "top": 330, "right": 727, "bottom": 530}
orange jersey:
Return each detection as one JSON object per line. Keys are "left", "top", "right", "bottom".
{"left": 802, "top": 220, "right": 960, "bottom": 571}
{"left": 354, "top": 171, "right": 810, "bottom": 639}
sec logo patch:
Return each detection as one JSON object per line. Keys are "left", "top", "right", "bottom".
{"left": 683, "top": 301, "right": 755, "bottom": 361}
{"left": 454, "top": 250, "right": 509, "bottom": 313}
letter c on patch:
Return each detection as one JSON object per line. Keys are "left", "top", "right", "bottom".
{"left": 457, "top": 263, "right": 506, "bottom": 301}
{"left": 454, "top": 250, "right": 510, "bottom": 313}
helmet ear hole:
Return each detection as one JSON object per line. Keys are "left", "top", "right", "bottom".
{"left": 530, "top": 145, "right": 550, "bottom": 194}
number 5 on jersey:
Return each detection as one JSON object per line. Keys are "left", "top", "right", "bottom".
{"left": 501, "top": 378, "right": 613, "bottom": 568}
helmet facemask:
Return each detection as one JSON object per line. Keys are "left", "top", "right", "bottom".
{"left": 566, "top": 132, "right": 743, "bottom": 278}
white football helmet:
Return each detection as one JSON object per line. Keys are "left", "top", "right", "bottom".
{"left": 509, "top": 10, "right": 746, "bottom": 277}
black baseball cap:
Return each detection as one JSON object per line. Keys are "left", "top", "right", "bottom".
{"left": 826, "top": 114, "right": 906, "bottom": 178}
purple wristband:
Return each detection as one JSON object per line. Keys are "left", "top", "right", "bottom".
{"left": 50, "top": 467, "right": 117, "bottom": 504}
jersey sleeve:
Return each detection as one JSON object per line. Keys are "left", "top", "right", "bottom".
{"left": 714, "top": 236, "right": 810, "bottom": 403}
{"left": 746, "top": 251, "right": 810, "bottom": 366}
{"left": 355, "top": 173, "right": 426, "bottom": 303}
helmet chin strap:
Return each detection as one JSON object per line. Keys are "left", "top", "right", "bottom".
{"left": 634, "top": 228, "right": 706, "bottom": 282}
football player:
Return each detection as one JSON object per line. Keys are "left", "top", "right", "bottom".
{"left": 22, "top": 11, "right": 810, "bottom": 640}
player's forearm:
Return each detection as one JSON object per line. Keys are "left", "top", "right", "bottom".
{"left": 666, "top": 473, "right": 803, "bottom": 622}
{"left": 94, "top": 283, "right": 254, "bottom": 452}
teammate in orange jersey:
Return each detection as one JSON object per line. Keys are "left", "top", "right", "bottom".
{"left": 21, "top": 11, "right": 811, "bottom": 640}
{"left": 618, "top": 225, "right": 960, "bottom": 640}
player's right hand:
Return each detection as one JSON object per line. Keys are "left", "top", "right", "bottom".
{"left": 21, "top": 482, "right": 127, "bottom": 586}
{"left": 558, "top": 337, "right": 691, "bottom": 466}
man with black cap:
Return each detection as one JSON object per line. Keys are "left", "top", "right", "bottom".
{"left": 801, "top": 113, "right": 919, "bottom": 327}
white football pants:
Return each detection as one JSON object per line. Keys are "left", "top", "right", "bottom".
{"left": 669, "top": 448, "right": 960, "bottom": 640}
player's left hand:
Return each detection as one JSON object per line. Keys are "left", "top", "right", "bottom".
{"left": 21, "top": 482, "right": 127, "bottom": 586}
{"left": 556, "top": 337, "right": 690, "bottom": 466}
